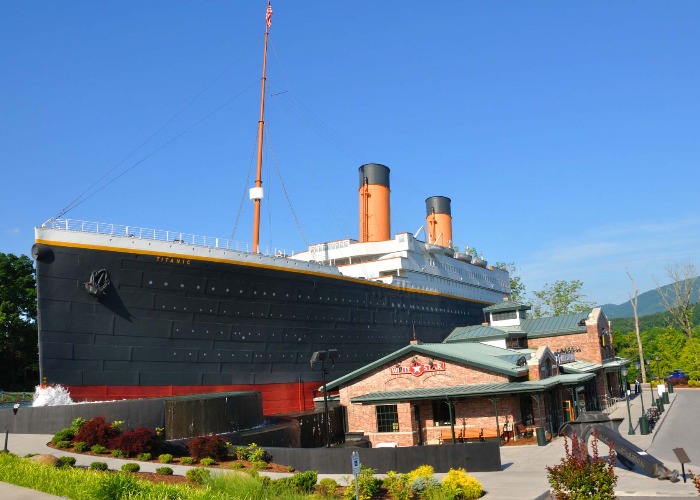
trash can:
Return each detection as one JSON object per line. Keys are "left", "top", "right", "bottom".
{"left": 662, "top": 391, "right": 669, "bottom": 404}
{"left": 656, "top": 398, "right": 664, "bottom": 413}
{"left": 639, "top": 415, "right": 650, "bottom": 435}
{"left": 667, "top": 381, "right": 674, "bottom": 394}
{"left": 536, "top": 427, "right": 547, "bottom": 446}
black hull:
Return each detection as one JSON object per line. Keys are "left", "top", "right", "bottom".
{"left": 34, "top": 243, "right": 488, "bottom": 412}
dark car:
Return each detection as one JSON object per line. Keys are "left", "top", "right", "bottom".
{"left": 667, "top": 369, "right": 688, "bottom": 385}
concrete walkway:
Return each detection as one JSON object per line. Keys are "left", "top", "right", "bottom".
{"left": 1, "top": 386, "right": 697, "bottom": 499}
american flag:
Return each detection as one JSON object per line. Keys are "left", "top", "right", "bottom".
{"left": 266, "top": 3, "right": 273, "bottom": 29}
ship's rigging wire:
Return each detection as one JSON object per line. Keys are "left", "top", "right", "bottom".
{"left": 229, "top": 134, "right": 259, "bottom": 242}
{"left": 264, "top": 122, "right": 309, "bottom": 248}
{"left": 48, "top": 39, "right": 261, "bottom": 222}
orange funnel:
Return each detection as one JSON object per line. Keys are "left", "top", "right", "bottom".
{"left": 358, "top": 164, "right": 391, "bottom": 242}
{"left": 425, "top": 196, "right": 452, "bottom": 248}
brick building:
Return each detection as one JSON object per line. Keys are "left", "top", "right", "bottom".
{"left": 323, "top": 300, "right": 628, "bottom": 448}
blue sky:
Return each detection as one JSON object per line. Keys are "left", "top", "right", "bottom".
{"left": 2, "top": 1, "right": 699, "bottom": 306}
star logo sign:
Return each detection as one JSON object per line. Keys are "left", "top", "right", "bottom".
{"left": 410, "top": 362, "right": 425, "bottom": 377}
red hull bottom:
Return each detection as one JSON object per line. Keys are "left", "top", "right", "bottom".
{"left": 65, "top": 381, "right": 319, "bottom": 415}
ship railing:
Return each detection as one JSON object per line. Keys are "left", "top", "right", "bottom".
{"left": 42, "top": 218, "right": 296, "bottom": 259}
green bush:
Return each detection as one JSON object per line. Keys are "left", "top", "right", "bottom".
{"left": 90, "top": 444, "right": 108, "bottom": 454}
{"left": 111, "top": 449, "right": 126, "bottom": 458}
{"left": 407, "top": 464, "right": 434, "bottom": 484}
{"left": 136, "top": 452, "right": 152, "bottom": 461}
{"left": 235, "top": 446, "right": 248, "bottom": 460}
{"left": 73, "top": 441, "right": 88, "bottom": 452}
{"left": 156, "top": 466, "right": 174, "bottom": 475}
{"left": 51, "top": 428, "right": 75, "bottom": 444}
{"left": 158, "top": 453, "right": 173, "bottom": 464}
{"left": 251, "top": 460, "right": 267, "bottom": 470}
{"left": 69, "top": 417, "right": 86, "bottom": 433}
{"left": 121, "top": 462, "right": 140, "bottom": 473}
{"left": 58, "top": 456, "right": 76, "bottom": 468}
{"left": 55, "top": 440, "right": 71, "bottom": 449}
{"left": 229, "top": 461, "right": 244, "bottom": 469}
{"left": 245, "top": 443, "right": 265, "bottom": 462}
{"left": 318, "top": 477, "right": 339, "bottom": 496}
{"left": 89, "top": 461, "right": 108, "bottom": 471}
{"left": 344, "top": 466, "right": 382, "bottom": 500}
{"left": 547, "top": 431, "right": 617, "bottom": 500}
{"left": 180, "top": 456, "right": 195, "bottom": 465}
{"left": 411, "top": 476, "right": 441, "bottom": 493}
{"left": 383, "top": 471, "right": 412, "bottom": 500}
{"left": 200, "top": 457, "right": 216, "bottom": 466}
{"left": 185, "top": 467, "right": 210, "bottom": 485}
{"left": 93, "top": 470, "right": 139, "bottom": 499}
{"left": 441, "top": 468, "right": 482, "bottom": 500}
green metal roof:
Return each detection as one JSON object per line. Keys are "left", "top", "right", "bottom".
{"left": 519, "top": 311, "right": 590, "bottom": 338}
{"left": 559, "top": 360, "right": 601, "bottom": 374}
{"left": 444, "top": 324, "right": 526, "bottom": 343}
{"left": 602, "top": 358, "right": 631, "bottom": 372}
{"left": 321, "top": 343, "right": 530, "bottom": 392}
{"left": 483, "top": 300, "right": 531, "bottom": 312}
{"left": 349, "top": 373, "right": 596, "bottom": 405}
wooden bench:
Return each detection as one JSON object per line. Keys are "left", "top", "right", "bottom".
{"left": 480, "top": 427, "right": 504, "bottom": 443}
{"left": 516, "top": 423, "right": 534, "bottom": 438}
{"left": 439, "top": 428, "right": 483, "bottom": 443}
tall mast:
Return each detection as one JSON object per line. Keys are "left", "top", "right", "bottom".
{"left": 251, "top": 1, "right": 273, "bottom": 253}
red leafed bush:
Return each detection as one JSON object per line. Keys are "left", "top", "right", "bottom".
{"left": 73, "top": 416, "right": 120, "bottom": 448}
{"left": 109, "top": 426, "right": 156, "bottom": 456}
{"left": 187, "top": 434, "right": 229, "bottom": 461}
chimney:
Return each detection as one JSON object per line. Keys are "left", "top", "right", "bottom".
{"left": 425, "top": 196, "right": 453, "bottom": 248}
{"left": 358, "top": 164, "right": 391, "bottom": 242}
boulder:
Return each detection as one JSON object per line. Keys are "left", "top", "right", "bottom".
{"left": 28, "top": 454, "right": 60, "bottom": 467}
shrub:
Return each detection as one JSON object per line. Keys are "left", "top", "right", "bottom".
{"left": 187, "top": 434, "right": 228, "bottom": 461}
{"left": 383, "top": 471, "right": 412, "bottom": 500}
{"left": 73, "top": 441, "right": 88, "bottom": 452}
{"left": 318, "top": 477, "right": 339, "bottom": 496}
{"left": 158, "top": 453, "right": 173, "bottom": 464}
{"left": 55, "top": 440, "right": 71, "bottom": 449}
{"left": 111, "top": 450, "right": 126, "bottom": 458}
{"left": 121, "top": 463, "right": 140, "bottom": 473}
{"left": 109, "top": 426, "right": 156, "bottom": 457}
{"left": 58, "top": 456, "right": 76, "bottom": 468}
{"left": 200, "top": 457, "right": 216, "bottom": 466}
{"left": 89, "top": 461, "right": 108, "bottom": 471}
{"left": 69, "top": 417, "right": 86, "bottom": 433}
{"left": 286, "top": 464, "right": 294, "bottom": 472}
{"left": 252, "top": 460, "right": 267, "bottom": 470}
{"left": 690, "top": 470, "right": 700, "bottom": 494}
{"left": 185, "top": 467, "right": 210, "bottom": 485}
{"left": 546, "top": 431, "right": 617, "bottom": 500}
{"left": 136, "top": 452, "right": 152, "bottom": 461}
{"left": 344, "top": 466, "right": 382, "bottom": 500}
{"left": 156, "top": 466, "right": 174, "bottom": 475}
{"left": 245, "top": 442, "right": 265, "bottom": 462}
{"left": 235, "top": 446, "right": 248, "bottom": 460}
{"left": 441, "top": 468, "right": 482, "bottom": 500}
{"left": 93, "top": 470, "right": 139, "bottom": 499}
{"left": 229, "top": 462, "right": 244, "bottom": 470}
{"left": 180, "top": 457, "right": 195, "bottom": 465}
{"left": 90, "top": 444, "right": 108, "bottom": 454}
{"left": 411, "top": 476, "right": 441, "bottom": 493}
{"left": 74, "top": 416, "right": 120, "bottom": 448}
{"left": 51, "top": 428, "right": 75, "bottom": 444}
{"left": 407, "top": 464, "right": 434, "bottom": 484}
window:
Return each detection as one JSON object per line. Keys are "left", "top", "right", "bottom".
{"left": 492, "top": 310, "right": 517, "bottom": 321}
{"left": 432, "top": 401, "right": 455, "bottom": 426}
{"left": 376, "top": 405, "right": 399, "bottom": 433}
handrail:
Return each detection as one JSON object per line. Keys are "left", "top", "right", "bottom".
{"left": 41, "top": 218, "right": 294, "bottom": 258}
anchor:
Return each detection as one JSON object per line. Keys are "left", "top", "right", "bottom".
{"left": 559, "top": 411, "right": 679, "bottom": 482}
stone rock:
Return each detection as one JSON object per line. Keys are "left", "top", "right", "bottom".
{"left": 28, "top": 454, "right": 60, "bottom": 467}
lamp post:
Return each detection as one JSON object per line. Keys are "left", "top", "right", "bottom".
{"left": 645, "top": 358, "right": 656, "bottom": 408}
{"left": 634, "top": 361, "right": 650, "bottom": 435}
{"left": 621, "top": 367, "right": 635, "bottom": 435}
{"left": 3, "top": 404, "right": 19, "bottom": 453}
{"left": 311, "top": 349, "right": 337, "bottom": 448}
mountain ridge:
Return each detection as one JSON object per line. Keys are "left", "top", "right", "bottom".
{"left": 599, "top": 276, "right": 700, "bottom": 319}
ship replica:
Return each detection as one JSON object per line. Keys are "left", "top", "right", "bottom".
{"left": 32, "top": 4, "right": 509, "bottom": 414}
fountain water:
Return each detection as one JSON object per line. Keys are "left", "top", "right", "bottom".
{"left": 32, "top": 385, "right": 74, "bottom": 407}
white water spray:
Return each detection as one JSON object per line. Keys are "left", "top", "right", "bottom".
{"left": 32, "top": 385, "right": 74, "bottom": 407}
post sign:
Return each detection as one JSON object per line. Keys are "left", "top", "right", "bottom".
{"left": 351, "top": 451, "right": 360, "bottom": 474}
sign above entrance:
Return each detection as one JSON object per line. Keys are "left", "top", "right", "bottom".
{"left": 390, "top": 360, "right": 446, "bottom": 377}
